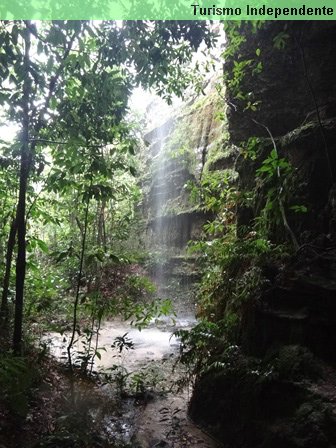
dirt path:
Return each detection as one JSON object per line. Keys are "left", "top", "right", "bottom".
{"left": 134, "top": 393, "right": 219, "bottom": 448}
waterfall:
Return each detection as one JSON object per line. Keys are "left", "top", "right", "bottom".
{"left": 137, "top": 87, "right": 222, "bottom": 323}
{"left": 143, "top": 100, "right": 198, "bottom": 325}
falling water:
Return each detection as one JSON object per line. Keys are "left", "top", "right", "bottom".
{"left": 143, "top": 98, "right": 200, "bottom": 326}
{"left": 151, "top": 119, "right": 174, "bottom": 295}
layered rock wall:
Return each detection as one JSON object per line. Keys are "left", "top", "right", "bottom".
{"left": 142, "top": 90, "right": 224, "bottom": 253}
{"left": 226, "top": 22, "right": 336, "bottom": 362}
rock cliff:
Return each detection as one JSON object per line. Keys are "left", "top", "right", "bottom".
{"left": 189, "top": 21, "right": 336, "bottom": 447}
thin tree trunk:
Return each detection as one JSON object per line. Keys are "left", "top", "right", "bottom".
{"left": 9, "top": 24, "right": 79, "bottom": 353}
{"left": 90, "top": 314, "right": 102, "bottom": 375}
{"left": 102, "top": 203, "right": 107, "bottom": 252}
{"left": 86, "top": 313, "right": 95, "bottom": 373}
{"left": 13, "top": 21, "right": 31, "bottom": 354}
{"left": 97, "top": 200, "right": 106, "bottom": 249}
{"left": 67, "top": 179, "right": 92, "bottom": 369}
{"left": 0, "top": 218, "right": 17, "bottom": 320}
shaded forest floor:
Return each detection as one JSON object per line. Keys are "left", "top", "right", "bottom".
{"left": 2, "top": 351, "right": 336, "bottom": 448}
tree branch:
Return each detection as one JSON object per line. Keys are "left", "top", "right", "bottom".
{"left": 28, "top": 138, "right": 106, "bottom": 148}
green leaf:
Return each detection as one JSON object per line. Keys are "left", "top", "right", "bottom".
{"left": 290, "top": 205, "right": 308, "bottom": 214}
{"left": 46, "top": 56, "right": 54, "bottom": 73}
{"left": 128, "top": 145, "right": 135, "bottom": 155}
{"left": 257, "top": 165, "right": 272, "bottom": 173}
{"left": 35, "top": 238, "right": 49, "bottom": 253}
{"left": 37, "top": 40, "right": 44, "bottom": 55}
{"left": 50, "top": 97, "right": 57, "bottom": 110}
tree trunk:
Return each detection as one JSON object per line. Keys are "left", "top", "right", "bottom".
{"left": 0, "top": 218, "right": 17, "bottom": 320}
{"left": 13, "top": 22, "right": 31, "bottom": 355}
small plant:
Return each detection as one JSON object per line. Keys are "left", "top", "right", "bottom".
{"left": 111, "top": 333, "right": 135, "bottom": 353}
{"left": 273, "top": 30, "right": 290, "bottom": 49}
{"left": 129, "top": 370, "right": 147, "bottom": 394}
{"left": 275, "top": 345, "right": 320, "bottom": 381}
{"left": 130, "top": 365, "right": 166, "bottom": 396}
{"left": 174, "top": 320, "right": 226, "bottom": 387}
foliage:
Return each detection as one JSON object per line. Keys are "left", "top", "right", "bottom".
{"left": 273, "top": 30, "right": 290, "bottom": 50}
{"left": 186, "top": 157, "right": 283, "bottom": 332}
{"left": 176, "top": 334, "right": 320, "bottom": 395}
{"left": 0, "top": 18, "right": 218, "bottom": 447}
{"left": 178, "top": 125, "right": 294, "bottom": 387}
{"left": 98, "top": 21, "right": 216, "bottom": 103}
{"left": 223, "top": 21, "right": 264, "bottom": 106}
{"left": 129, "top": 364, "right": 166, "bottom": 395}
{"left": 175, "top": 332, "right": 277, "bottom": 393}
{"left": 175, "top": 320, "right": 226, "bottom": 385}
{"left": 273, "top": 345, "right": 320, "bottom": 381}
{"left": 159, "top": 405, "right": 182, "bottom": 440}
{"left": 111, "top": 333, "right": 135, "bottom": 353}
{"left": 102, "top": 334, "right": 167, "bottom": 397}
{"left": 64, "top": 269, "right": 173, "bottom": 373}
{"left": 255, "top": 148, "right": 293, "bottom": 230}
{"left": 240, "top": 139, "right": 307, "bottom": 242}
{"left": 190, "top": 233, "right": 276, "bottom": 325}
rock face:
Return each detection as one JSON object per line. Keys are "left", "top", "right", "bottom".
{"left": 227, "top": 21, "right": 336, "bottom": 239}
{"left": 189, "top": 21, "right": 336, "bottom": 447}
{"left": 242, "top": 244, "right": 336, "bottom": 363}
{"left": 225, "top": 21, "right": 336, "bottom": 363}
{"left": 190, "top": 349, "right": 336, "bottom": 448}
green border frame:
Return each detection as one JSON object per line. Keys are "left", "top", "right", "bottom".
{"left": 0, "top": 0, "right": 335, "bottom": 20}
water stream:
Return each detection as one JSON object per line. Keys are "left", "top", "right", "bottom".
{"left": 44, "top": 316, "right": 218, "bottom": 448}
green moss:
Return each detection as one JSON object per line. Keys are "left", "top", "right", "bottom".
{"left": 203, "top": 140, "right": 237, "bottom": 173}
{"left": 189, "top": 89, "right": 219, "bottom": 112}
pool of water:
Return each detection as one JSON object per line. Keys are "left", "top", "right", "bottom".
{"left": 42, "top": 316, "right": 219, "bottom": 448}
